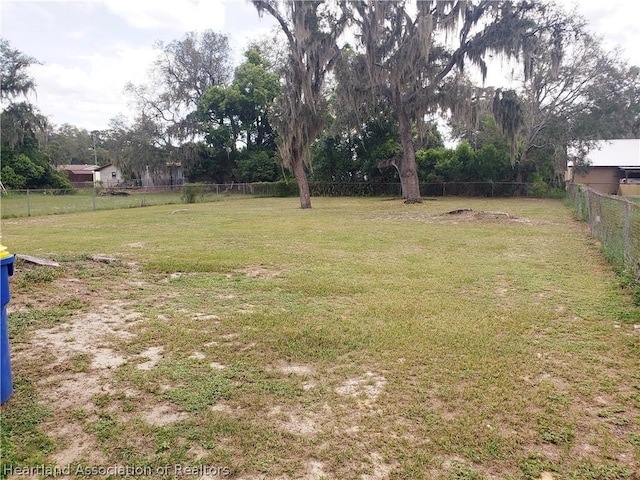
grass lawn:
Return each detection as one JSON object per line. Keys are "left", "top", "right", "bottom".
{"left": 1, "top": 189, "right": 191, "bottom": 218}
{"left": 1, "top": 197, "right": 638, "bottom": 479}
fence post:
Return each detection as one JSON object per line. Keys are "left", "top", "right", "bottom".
{"left": 584, "top": 187, "right": 591, "bottom": 225}
{"left": 26, "top": 189, "right": 30, "bottom": 217}
{"left": 92, "top": 187, "right": 96, "bottom": 211}
{"left": 623, "top": 199, "right": 630, "bottom": 264}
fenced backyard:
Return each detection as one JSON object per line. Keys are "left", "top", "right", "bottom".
{"left": 1, "top": 181, "right": 563, "bottom": 218}
{"left": 567, "top": 183, "right": 640, "bottom": 283}
{"left": 1, "top": 196, "right": 638, "bottom": 478}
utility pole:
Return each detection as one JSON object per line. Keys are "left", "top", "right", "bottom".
{"left": 91, "top": 131, "right": 98, "bottom": 165}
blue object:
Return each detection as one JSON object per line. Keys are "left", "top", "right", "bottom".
{"left": 1, "top": 255, "right": 15, "bottom": 404}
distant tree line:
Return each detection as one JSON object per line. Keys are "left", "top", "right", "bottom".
{"left": 1, "top": 1, "right": 639, "bottom": 204}
{"left": 0, "top": 39, "right": 71, "bottom": 189}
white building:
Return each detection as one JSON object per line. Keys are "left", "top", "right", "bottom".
{"left": 94, "top": 164, "right": 124, "bottom": 188}
{"left": 567, "top": 139, "right": 640, "bottom": 195}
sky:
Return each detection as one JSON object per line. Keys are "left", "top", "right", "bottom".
{"left": 1, "top": 0, "right": 639, "bottom": 133}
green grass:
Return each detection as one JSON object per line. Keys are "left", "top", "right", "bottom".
{"left": 0, "top": 189, "right": 209, "bottom": 218}
{"left": 0, "top": 376, "right": 55, "bottom": 468}
{"left": 1, "top": 197, "right": 639, "bottom": 478}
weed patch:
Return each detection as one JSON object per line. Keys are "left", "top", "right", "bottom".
{"left": 13, "top": 265, "right": 64, "bottom": 290}
{"left": 8, "top": 298, "right": 89, "bottom": 342}
{"left": 0, "top": 376, "right": 55, "bottom": 472}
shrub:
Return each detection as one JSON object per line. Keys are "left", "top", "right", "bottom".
{"left": 181, "top": 183, "right": 207, "bottom": 203}
{"left": 527, "top": 174, "right": 550, "bottom": 197}
{"left": 251, "top": 181, "right": 298, "bottom": 197}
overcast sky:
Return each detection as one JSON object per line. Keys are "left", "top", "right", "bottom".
{"left": 1, "top": 0, "right": 639, "bottom": 132}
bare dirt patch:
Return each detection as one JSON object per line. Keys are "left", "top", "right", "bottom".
{"left": 136, "top": 346, "right": 164, "bottom": 370}
{"left": 121, "top": 241, "right": 145, "bottom": 248}
{"left": 193, "top": 313, "right": 221, "bottom": 321}
{"left": 142, "top": 403, "right": 190, "bottom": 427}
{"left": 303, "top": 460, "right": 328, "bottom": 479}
{"left": 278, "top": 413, "right": 318, "bottom": 436}
{"left": 5, "top": 259, "right": 159, "bottom": 466}
{"left": 439, "top": 208, "right": 531, "bottom": 224}
{"left": 371, "top": 209, "right": 533, "bottom": 225}
{"left": 34, "top": 370, "right": 116, "bottom": 465}
{"left": 49, "top": 421, "right": 108, "bottom": 466}
{"left": 269, "top": 406, "right": 319, "bottom": 436}
{"left": 38, "top": 371, "right": 114, "bottom": 414}
{"left": 17, "top": 300, "right": 139, "bottom": 373}
{"left": 210, "top": 403, "right": 234, "bottom": 414}
{"left": 278, "top": 363, "right": 314, "bottom": 376}
{"left": 231, "top": 264, "right": 284, "bottom": 279}
{"left": 361, "top": 452, "right": 395, "bottom": 480}
{"left": 335, "top": 371, "right": 387, "bottom": 408}
{"left": 161, "top": 271, "right": 200, "bottom": 283}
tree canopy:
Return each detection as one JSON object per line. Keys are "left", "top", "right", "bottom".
{"left": 252, "top": 0, "right": 348, "bottom": 208}
{"left": 336, "top": 0, "right": 546, "bottom": 202}
{"left": 1, "top": 40, "right": 71, "bottom": 190}
{"left": 2, "top": 1, "right": 639, "bottom": 195}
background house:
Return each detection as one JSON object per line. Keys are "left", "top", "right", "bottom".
{"left": 93, "top": 162, "right": 185, "bottom": 188}
{"left": 140, "top": 163, "right": 185, "bottom": 188}
{"left": 567, "top": 139, "right": 640, "bottom": 195}
{"left": 94, "top": 163, "right": 124, "bottom": 188}
{"left": 57, "top": 164, "right": 99, "bottom": 187}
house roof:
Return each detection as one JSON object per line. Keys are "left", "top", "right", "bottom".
{"left": 579, "top": 139, "right": 640, "bottom": 168}
{"left": 96, "top": 163, "right": 115, "bottom": 171}
{"left": 57, "top": 164, "right": 100, "bottom": 174}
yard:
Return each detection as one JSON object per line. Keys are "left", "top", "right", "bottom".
{"left": 0, "top": 189, "right": 186, "bottom": 218}
{"left": 1, "top": 197, "right": 638, "bottom": 479}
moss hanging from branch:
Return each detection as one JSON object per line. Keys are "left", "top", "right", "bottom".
{"left": 252, "top": 0, "right": 347, "bottom": 208}
{"left": 492, "top": 89, "right": 522, "bottom": 166}
{"left": 334, "top": 1, "right": 545, "bottom": 203}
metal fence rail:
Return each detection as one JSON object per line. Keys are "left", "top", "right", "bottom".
{"left": 2, "top": 181, "right": 564, "bottom": 218}
{"left": 1, "top": 186, "right": 181, "bottom": 218}
{"left": 0, "top": 184, "right": 259, "bottom": 218}
{"left": 567, "top": 183, "right": 640, "bottom": 279}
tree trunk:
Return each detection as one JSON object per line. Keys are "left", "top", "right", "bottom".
{"left": 397, "top": 105, "right": 422, "bottom": 203}
{"left": 515, "top": 149, "right": 527, "bottom": 194}
{"left": 515, "top": 167, "right": 524, "bottom": 184}
{"left": 292, "top": 156, "right": 312, "bottom": 209}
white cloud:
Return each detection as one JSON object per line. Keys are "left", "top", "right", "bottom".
{"left": 105, "top": 0, "right": 226, "bottom": 32}
{"left": 4, "top": 0, "right": 227, "bottom": 31}
{"left": 67, "top": 30, "right": 87, "bottom": 40}
{"left": 559, "top": 0, "right": 640, "bottom": 65}
{"left": 29, "top": 45, "right": 157, "bottom": 129}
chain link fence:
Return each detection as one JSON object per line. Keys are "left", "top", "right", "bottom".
{"left": 0, "top": 184, "right": 263, "bottom": 218}
{"left": 1, "top": 186, "right": 180, "bottom": 218}
{"left": 2, "top": 181, "right": 564, "bottom": 218}
{"left": 567, "top": 183, "right": 640, "bottom": 280}
{"left": 252, "top": 181, "right": 563, "bottom": 198}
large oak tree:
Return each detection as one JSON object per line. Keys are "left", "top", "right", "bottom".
{"left": 338, "top": 0, "right": 541, "bottom": 203}
{"left": 252, "top": 0, "right": 348, "bottom": 208}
